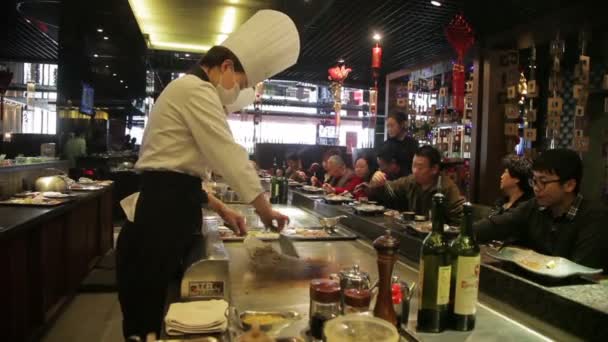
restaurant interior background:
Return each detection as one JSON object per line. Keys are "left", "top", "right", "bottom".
{"left": 1, "top": 0, "right": 608, "bottom": 206}
{"left": 3, "top": 1, "right": 608, "bottom": 342}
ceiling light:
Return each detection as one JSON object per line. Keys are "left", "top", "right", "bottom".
{"left": 97, "top": 28, "right": 103, "bottom": 32}
{"left": 105, "top": 65, "right": 109, "bottom": 68}
{"left": 104, "top": 36, "right": 109, "bottom": 40}
{"left": 373, "top": 33, "right": 382, "bottom": 41}
{"left": 215, "top": 34, "right": 228, "bottom": 45}
{"left": 219, "top": 7, "right": 237, "bottom": 34}
{"left": 430, "top": 1, "right": 442, "bottom": 6}
{"left": 93, "top": 54, "right": 99, "bottom": 58}
{"left": 185, "top": 53, "right": 190, "bottom": 57}
{"left": 113, "top": 73, "right": 117, "bottom": 77}
{"left": 120, "top": 80, "right": 124, "bottom": 83}
{"left": 25, "top": 19, "right": 31, "bottom": 23}
{"left": 125, "top": 86, "right": 129, "bottom": 89}
{"left": 150, "top": 41, "right": 211, "bottom": 52}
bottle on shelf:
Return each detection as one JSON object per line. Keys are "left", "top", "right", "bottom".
{"left": 417, "top": 193, "right": 451, "bottom": 333}
{"left": 270, "top": 157, "right": 280, "bottom": 204}
{"left": 449, "top": 202, "right": 480, "bottom": 331}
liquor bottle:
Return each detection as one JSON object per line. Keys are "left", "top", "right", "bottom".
{"left": 449, "top": 202, "right": 480, "bottom": 331}
{"left": 271, "top": 157, "right": 278, "bottom": 176}
{"left": 280, "top": 175, "right": 289, "bottom": 204}
{"left": 417, "top": 193, "right": 451, "bottom": 333}
{"left": 270, "top": 161, "right": 280, "bottom": 204}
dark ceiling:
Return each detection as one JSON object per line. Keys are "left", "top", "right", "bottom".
{"left": 0, "top": 0, "right": 601, "bottom": 101}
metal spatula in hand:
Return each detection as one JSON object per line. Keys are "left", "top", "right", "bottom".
{"left": 279, "top": 234, "right": 300, "bottom": 258}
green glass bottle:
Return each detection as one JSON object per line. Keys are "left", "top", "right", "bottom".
{"left": 270, "top": 161, "right": 280, "bottom": 204}
{"left": 449, "top": 202, "right": 480, "bottom": 331}
{"left": 417, "top": 193, "right": 451, "bottom": 333}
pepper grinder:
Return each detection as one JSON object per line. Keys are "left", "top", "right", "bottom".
{"left": 373, "top": 229, "right": 400, "bottom": 326}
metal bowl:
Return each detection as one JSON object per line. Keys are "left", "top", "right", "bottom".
{"left": 35, "top": 176, "right": 67, "bottom": 192}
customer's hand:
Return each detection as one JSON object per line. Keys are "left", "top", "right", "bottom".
{"left": 354, "top": 182, "right": 369, "bottom": 193}
{"left": 217, "top": 205, "right": 247, "bottom": 235}
{"left": 322, "top": 183, "right": 336, "bottom": 194}
{"left": 310, "top": 176, "right": 319, "bottom": 187}
{"left": 370, "top": 171, "right": 387, "bottom": 188}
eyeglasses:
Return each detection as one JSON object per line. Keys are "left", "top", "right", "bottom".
{"left": 528, "top": 177, "right": 561, "bottom": 190}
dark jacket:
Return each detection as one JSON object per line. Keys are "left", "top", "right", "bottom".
{"left": 474, "top": 195, "right": 608, "bottom": 272}
{"left": 488, "top": 192, "right": 533, "bottom": 218}
{"left": 369, "top": 174, "right": 464, "bottom": 225}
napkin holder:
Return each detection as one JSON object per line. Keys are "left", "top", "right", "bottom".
{"left": 180, "top": 217, "right": 231, "bottom": 302}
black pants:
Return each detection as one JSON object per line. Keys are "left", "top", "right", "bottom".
{"left": 116, "top": 171, "right": 205, "bottom": 340}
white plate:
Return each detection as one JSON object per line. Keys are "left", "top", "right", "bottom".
{"left": 42, "top": 192, "right": 71, "bottom": 198}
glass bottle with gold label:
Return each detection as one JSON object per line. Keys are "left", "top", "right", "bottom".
{"left": 417, "top": 193, "right": 451, "bottom": 333}
{"left": 449, "top": 202, "right": 480, "bottom": 331}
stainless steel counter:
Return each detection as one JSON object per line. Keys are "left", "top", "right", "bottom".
{"left": 222, "top": 205, "right": 553, "bottom": 342}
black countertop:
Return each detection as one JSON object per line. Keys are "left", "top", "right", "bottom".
{"left": 291, "top": 190, "right": 608, "bottom": 341}
{"left": 0, "top": 187, "right": 111, "bottom": 240}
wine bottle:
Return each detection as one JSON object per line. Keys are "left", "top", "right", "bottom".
{"left": 449, "top": 202, "right": 480, "bottom": 331}
{"left": 417, "top": 193, "right": 451, "bottom": 333}
{"left": 270, "top": 158, "right": 280, "bottom": 204}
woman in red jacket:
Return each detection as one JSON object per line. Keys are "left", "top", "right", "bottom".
{"left": 324, "top": 153, "right": 377, "bottom": 199}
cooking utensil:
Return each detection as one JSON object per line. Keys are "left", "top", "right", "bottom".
{"left": 278, "top": 234, "right": 300, "bottom": 258}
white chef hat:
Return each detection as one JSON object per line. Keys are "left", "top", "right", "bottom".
{"left": 225, "top": 87, "right": 255, "bottom": 113}
{"left": 221, "top": 10, "right": 300, "bottom": 87}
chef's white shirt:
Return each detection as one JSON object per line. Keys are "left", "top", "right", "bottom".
{"left": 135, "top": 74, "right": 263, "bottom": 203}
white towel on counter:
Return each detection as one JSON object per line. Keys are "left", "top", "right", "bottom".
{"left": 164, "top": 300, "right": 229, "bottom": 336}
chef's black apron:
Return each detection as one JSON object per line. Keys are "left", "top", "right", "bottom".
{"left": 116, "top": 67, "right": 211, "bottom": 340}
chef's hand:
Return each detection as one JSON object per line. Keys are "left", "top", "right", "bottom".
{"left": 217, "top": 205, "right": 247, "bottom": 236}
{"left": 259, "top": 209, "right": 290, "bottom": 231}
{"left": 251, "top": 193, "right": 290, "bottom": 231}
{"left": 370, "top": 171, "right": 387, "bottom": 188}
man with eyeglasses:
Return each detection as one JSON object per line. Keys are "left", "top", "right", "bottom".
{"left": 474, "top": 149, "right": 608, "bottom": 272}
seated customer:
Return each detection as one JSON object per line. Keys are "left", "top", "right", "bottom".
{"left": 368, "top": 145, "right": 464, "bottom": 224}
{"left": 285, "top": 152, "right": 308, "bottom": 183}
{"left": 322, "top": 155, "right": 361, "bottom": 195}
{"left": 474, "top": 149, "right": 608, "bottom": 271}
{"left": 352, "top": 153, "right": 378, "bottom": 199}
{"left": 376, "top": 139, "right": 411, "bottom": 181}
{"left": 489, "top": 155, "right": 534, "bottom": 217}
{"left": 310, "top": 148, "right": 341, "bottom": 186}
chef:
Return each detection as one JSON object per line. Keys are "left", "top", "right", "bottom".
{"left": 116, "top": 10, "right": 300, "bottom": 341}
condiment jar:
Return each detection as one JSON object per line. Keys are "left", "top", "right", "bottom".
{"left": 344, "top": 288, "right": 372, "bottom": 314}
{"left": 309, "top": 279, "right": 341, "bottom": 341}
{"left": 335, "top": 264, "right": 373, "bottom": 311}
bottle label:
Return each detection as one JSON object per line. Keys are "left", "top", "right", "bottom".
{"left": 436, "top": 265, "right": 451, "bottom": 305}
{"left": 454, "top": 255, "right": 480, "bottom": 315}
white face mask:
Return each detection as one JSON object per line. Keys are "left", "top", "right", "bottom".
{"left": 215, "top": 71, "right": 240, "bottom": 105}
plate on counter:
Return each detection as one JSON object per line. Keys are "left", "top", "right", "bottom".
{"left": 219, "top": 227, "right": 279, "bottom": 241}
{"left": 301, "top": 185, "right": 324, "bottom": 193}
{"left": 280, "top": 226, "right": 357, "bottom": 241}
{"left": 42, "top": 191, "right": 74, "bottom": 199}
{"left": 486, "top": 246, "right": 603, "bottom": 278}
{"left": 352, "top": 204, "right": 385, "bottom": 216}
{"left": 404, "top": 221, "right": 459, "bottom": 236}
{"left": 70, "top": 184, "right": 104, "bottom": 191}
{"left": 323, "top": 195, "right": 354, "bottom": 204}
{"left": 0, "top": 197, "right": 70, "bottom": 207}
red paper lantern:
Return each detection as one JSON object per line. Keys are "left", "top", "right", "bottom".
{"left": 372, "top": 43, "right": 382, "bottom": 69}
